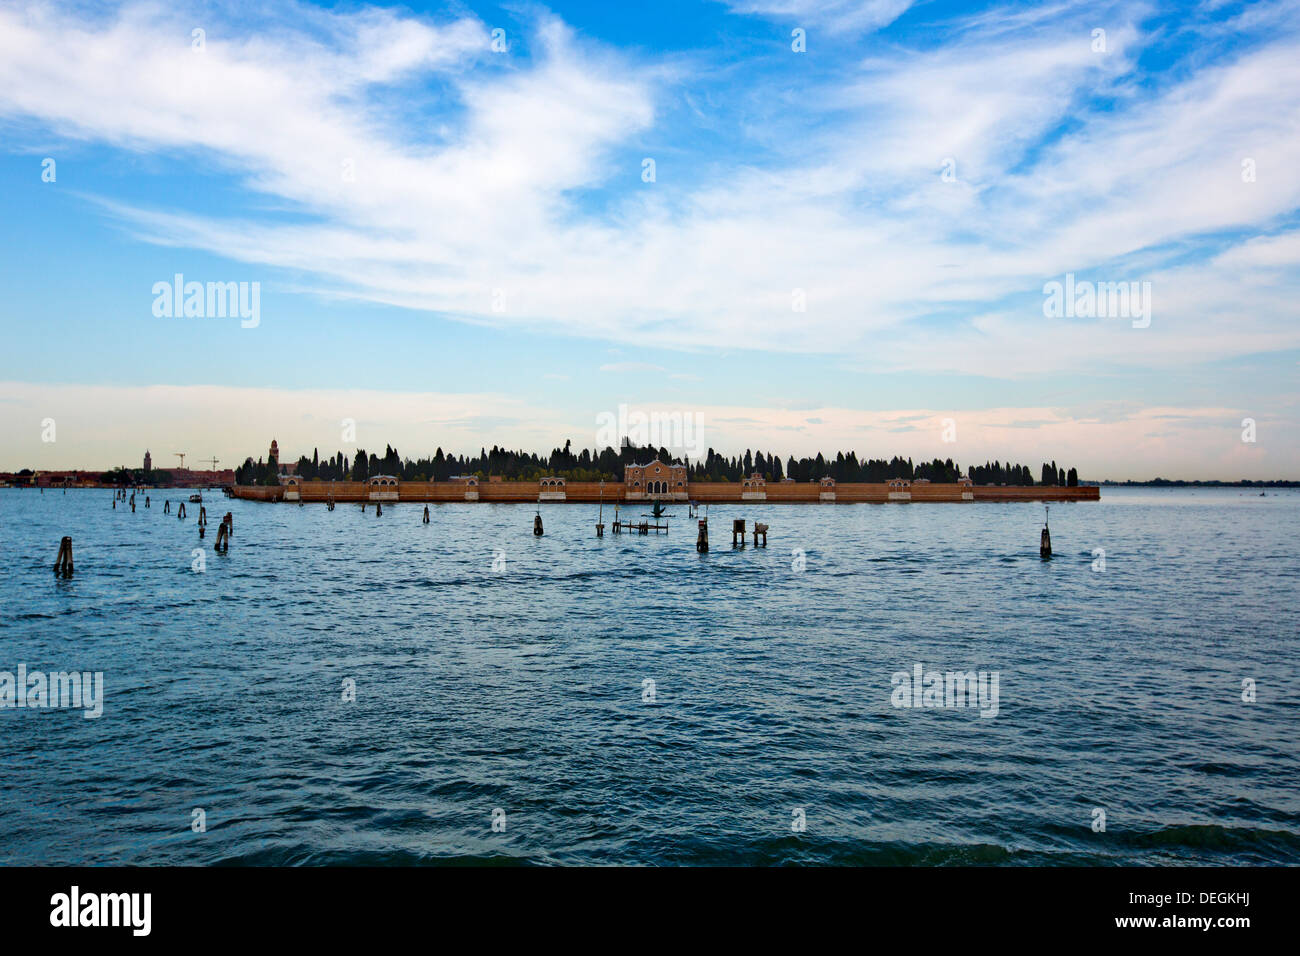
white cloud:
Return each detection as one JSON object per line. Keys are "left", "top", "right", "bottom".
{"left": 721, "top": 0, "right": 914, "bottom": 33}
{"left": 0, "top": 0, "right": 1297, "bottom": 382}
{"left": 599, "top": 362, "right": 667, "bottom": 373}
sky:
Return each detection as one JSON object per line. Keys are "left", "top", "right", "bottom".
{"left": 0, "top": 0, "right": 1297, "bottom": 479}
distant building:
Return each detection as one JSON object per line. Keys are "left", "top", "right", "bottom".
{"left": 143, "top": 450, "right": 152, "bottom": 471}
{"left": 367, "top": 475, "right": 399, "bottom": 501}
{"left": 624, "top": 459, "right": 687, "bottom": 500}
{"left": 539, "top": 476, "right": 567, "bottom": 501}
{"left": 265, "top": 440, "right": 299, "bottom": 474}
{"left": 166, "top": 468, "right": 237, "bottom": 487}
{"left": 887, "top": 478, "right": 912, "bottom": 501}
{"left": 742, "top": 472, "right": 767, "bottom": 501}
{"left": 26, "top": 467, "right": 234, "bottom": 487}
{"left": 31, "top": 470, "right": 98, "bottom": 488}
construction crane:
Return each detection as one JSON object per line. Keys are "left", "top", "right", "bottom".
{"left": 200, "top": 457, "right": 220, "bottom": 471}
{"left": 174, "top": 453, "right": 187, "bottom": 469}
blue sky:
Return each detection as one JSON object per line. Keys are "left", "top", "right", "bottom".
{"left": 1, "top": 0, "right": 1297, "bottom": 478}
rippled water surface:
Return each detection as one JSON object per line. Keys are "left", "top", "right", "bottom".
{"left": 2, "top": 486, "right": 1298, "bottom": 865}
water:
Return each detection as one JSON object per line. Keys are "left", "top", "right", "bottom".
{"left": 2, "top": 487, "right": 1297, "bottom": 865}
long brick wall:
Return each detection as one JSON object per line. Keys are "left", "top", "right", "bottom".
{"left": 228, "top": 481, "right": 1099, "bottom": 503}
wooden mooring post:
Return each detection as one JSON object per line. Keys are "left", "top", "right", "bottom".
{"left": 423, "top": 505, "right": 430, "bottom": 524}
{"left": 214, "top": 518, "right": 230, "bottom": 553}
{"left": 163, "top": 500, "right": 170, "bottom": 514}
{"left": 596, "top": 482, "right": 605, "bottom": 537}
{"left": 752, "top": 522, "right": 768, "bottom": 546}
{"left": 534, "top": 510, "right": 544, "bottom": 536}
{"left": 1040, "top": 505, "right": 1052, "bottom": 559}
{"left": 177, "top": 502, "right": 186, "bottom": 520}
{"left": 53, "top": 536, "right": 74, "bottom": 577}
{"left": 732, "top": 518, "right": 746, "bottom": 546}
{"left": 696, "top": 518, "right": 709, "bottom": 553}
{"left": 376, "top": 502, "right": 382, "bottom": 516}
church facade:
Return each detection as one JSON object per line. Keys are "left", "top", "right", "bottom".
{"left": 623, "top": 459, "right": 688, "bottom": 500}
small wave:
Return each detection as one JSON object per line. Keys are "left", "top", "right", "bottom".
{"left": 215, "top": 846, "right": 542, "bottom": 866}
{"left": 1123, "top": 823, "right": 1300, "bottom": 853}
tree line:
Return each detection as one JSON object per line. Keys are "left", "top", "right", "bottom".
{"left": 234, "top": 441, "right": 1080, "bottom": 487}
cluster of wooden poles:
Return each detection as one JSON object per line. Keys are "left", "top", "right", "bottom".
{"left": 59, "top": 494, "right": 1056, "bottom": 577}
{"left": 56, "top": 494, "right": 234, "bottom": 577}
{"left": 326, "top": 497, "right": 783, "bottom": 552}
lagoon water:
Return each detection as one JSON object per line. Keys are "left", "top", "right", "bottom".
{"left": 2, "top": 486, "right": 1297, "bottom": 865}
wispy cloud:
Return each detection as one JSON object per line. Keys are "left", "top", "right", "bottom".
{"left": 0, "top": 0, "right": 1297, "bottom": 476}
{"left": 720, "top": 0, "right": 914, "bottom": 33}
{"left": 2, "top": 0, "right": 1298, "bottom": 378}
{"left": 599, "top": 362, "right": 667, "bottom": 373}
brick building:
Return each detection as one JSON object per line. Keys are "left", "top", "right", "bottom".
{"left": 624, "top": 459, "right": 688, "bottom": 500}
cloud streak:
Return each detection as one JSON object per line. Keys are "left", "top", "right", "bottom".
{"left": 2, "top": 0, "right": 1298, "bottom": 377}
{"left": 0, "top": 0, "right": 1297, "bottom": 476}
